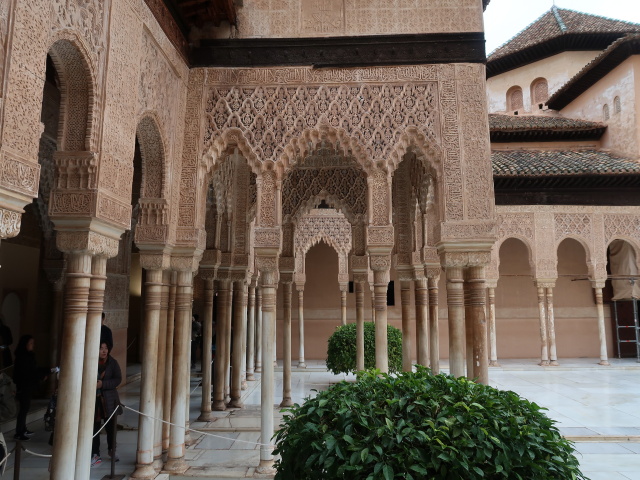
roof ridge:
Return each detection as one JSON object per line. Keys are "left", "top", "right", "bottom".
{"left": 551, "top": 5, "right": 567, "bottom": 33}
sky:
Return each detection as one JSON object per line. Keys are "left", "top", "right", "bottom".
{"left": 483, "top": 0, "right": 640, "bottom": 54}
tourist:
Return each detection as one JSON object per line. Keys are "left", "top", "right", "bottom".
{"left": 100, "top": 312, "right": 113, "bottom": 352}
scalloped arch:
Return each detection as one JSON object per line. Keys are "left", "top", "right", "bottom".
{"left": 136, "top": 112, "right": 168, "bottom": 199}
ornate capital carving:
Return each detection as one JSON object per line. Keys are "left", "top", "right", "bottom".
{"left": 369, "top": 254, "right": 391, "bottom": 272}
{"left": 135, "top": 199, "right": 169, "bottom": 244}
{"left": 0, "top": 208, "right": 22, "bottom": 239}
{"left": 254, "top": 227, "right": 282, "bottom": 251}
{"left": 279, "top": 256, "right": 295, "bottom": 273}
{"left": 139, "top": 252, "right": 172, "bottom": 271}
{"left": 350, "top": 255, "right": 369, "bottom": 272}
{"left": 171, "top": 253, "right": 203, "bottom": 273}
{"left": 367, "top": 225, "right": 394, "bottom": 248}
{"left": 54, "top": 151, "right": 99, "bottom": 190}
{"left": 56, "top": 231, "right": 120, "bottom": 258}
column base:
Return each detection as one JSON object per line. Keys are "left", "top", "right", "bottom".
{"left": 241, "top": 381, "right": 248, "bottom": 390}
{"left": 598, "top": 360, "right": 611, "bottom": 366}
{"left": 279, "top": 397, "right": 293, "bottom": 408}
{"left": 247, "top": 373, "right": 255, "bottom": 381}
{"left": 152, "top": 457, "right": 164, "bottom": 471}
{"left": 228, "top": 399, "right": 244, "bottom": 408}
{"left": 255, "top": 365, "right": 262, "bottom": 373}
{"left": 212, "top": 400, "right": 227, "bottom": 411}
{"left": 297, "top": 362, "right": 307, "bottom": 368}
{"left": 185, "top": 431, "right": 193, "bottom": 446}
{"left": 131, "top": 464, "right": 157, "bottom": 479}
{"left": 163, "top": 458, "right": 188, "bottom": 474}
{"left": 489, "top": 361, "right": 500, "bottom": 367}
{"left": 197, "top": 411, "right": 212, "bottom": 422}
{"left": 256, "top": 459, "right": 276, "bottom": 475}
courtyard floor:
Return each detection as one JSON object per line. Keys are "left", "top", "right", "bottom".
{"left": 1, "top": 358, "right": 639, "bottom": 479}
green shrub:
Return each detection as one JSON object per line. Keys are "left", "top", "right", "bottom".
{"left": 326, "top": 322, "right": 402, "bottom": 375}
{"left": 274, "top": 367, "right": 588, "bottom": 480}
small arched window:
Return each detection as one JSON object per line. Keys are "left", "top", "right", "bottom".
{"left": 603, "top": 104, "right": 610, "bottom": 121}
{"left": 507, "top": 86, "right": 523, "bottom": 112}
{"left": 530, "top": 78, "right": 549, "bottom": 108}
{"left": 614, "top": 96, "right": 621, "bottom": 114}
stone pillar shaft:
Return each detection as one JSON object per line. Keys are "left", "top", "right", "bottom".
{"left": 162, "top": 272, "right": 177, "bottom": 451}
{"left": 536, "top": 286, "right": 550, "bottom": 366}
{"left": 281, "top": 282, "right": 293, "bottom": 407}
{"left": 428, "top": 276, "right": 440, "bottom": 374}
{"left": 224, "top": 286, "right": 233, "bottom": 401}
{"left": 340, "top": 290, "right": 347, "bottom": 326}
{"left": 546, "top": 287, "right": 558, "bottom": 366}
{"left": 414, "top": 278, "right": 429, "bottom": 367}
{"left": 464, "top": 279, "right": 475, "bottom": 378}
{"left": 466, "top": 266, "right": 488, "bottom": 385}
{"left": 373, "top": 269, "right": 390, "bottom": 373}
{"left": 51, "top": 252, "right": 92, "bottom": 480}
{"left": 594, "top": 287, "right": 610, "bottom": 366}
{"left": 258, "top": 274, "right": 277, "bottom": 470}
{"left": 230, "top": 281, "right": 246, "bottom": 408}
{"left": 297, "top": 288, "right": 306, "bottom": 368}
{"left": 355, "top": 282, "right": 365, "bottom": 371}
{"left": 255, "top": 289, "right": 263, "bottom": 373}
{"left": 446, "top": 266, "right": 465, "bottom": 378}
{"left": 400, "top": 280, "right": 412, "bottom": 372}
{"left": 132, "top": 268, "right": 163, "bottom": 477}
{"left": 487, "top": 287, "right": 499, "bottom": 367}
{"left": 198, "top": 278, "right": 215, "bottom": 420}
{"left": 75, "top": 256, "right": 106, "bottom": 479}
{"left": 213, "top": 280, "right": 230, "bottom": 411}
{"left": 153, "top": 271, "right": 170, "bottom": 463}
{"left": 246, "top": 285, "right": 256, "bottom": 380}
{"left": 164, "top": 271, "right": 193, "bottom": 474}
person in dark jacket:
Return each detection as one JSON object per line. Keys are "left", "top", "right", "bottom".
{"left": 100, "top": 312, "right": 113, "bottom": 352}
{"left": 13, "top": 335, "right": 49, "bottom": 441}
{"left": 0, "top": 315, "right": 13, "bottom": 368}
{"left": 91, "top": 341, "right": 121, "bottom": 467}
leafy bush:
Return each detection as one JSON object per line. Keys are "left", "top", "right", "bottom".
{"left": 326, "top": 322, "right": 402, "bottom": 375}
{"left": 274, "top": 367, "right": 588, "bottom": 480}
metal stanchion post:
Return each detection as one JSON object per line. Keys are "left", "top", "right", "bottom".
{"left": 13, "top": 440, "right": 21, "bottom": 480}
{"left": 102, "top": 410, "right": 125, "bottom": 480}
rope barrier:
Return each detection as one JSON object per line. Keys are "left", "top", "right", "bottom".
{"left": 21, "top": 449, "right": 51, "bottom": 459}
{"left": 123, "top": 405, "right": 272, "bottom": 447}
{"left": 92, "top": 406, "right": 120, "bottom": 438}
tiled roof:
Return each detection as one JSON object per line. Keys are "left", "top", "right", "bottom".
{"left": 492, "top": 150, "right": 640, "bottom": 177}
{"left": 488, "top": 8, "right": 640, "bottom": 61}
{"left": 489, "top": 114, "right": 603, "bottom": 131}
{"left": 548, "top": 34, "right": 640, "bottom": 110}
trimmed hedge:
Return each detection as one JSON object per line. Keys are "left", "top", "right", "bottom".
{"left": 274, "top": 368, "right": 588, "bottom": 480}
{"left": 326, "top": 322, "right": 402, "bottom": 375}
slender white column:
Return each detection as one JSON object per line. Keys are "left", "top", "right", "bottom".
{"left": 400, "top": 280, "right": 412, "bottom": 372}
{"left": 428, "top": 276, "right": 440, "bottom": 374}
{"left": 296, "top": 286, "right": 306, "bottom": 368}
{"left": 255, "top": 288, "right": 263, "bottom": 373}
{"left": 132, "top": 268, "right": 163, "bottom": 478}
{"left": 213, "top": 280, "right": 230, "bottom": 411}
{"left": 372, "top": 266, "right": 390, "bottom": 373}
{"left": 464, "top": 276, "right": 474, "bottom": 378}
{"left": 273, "top": 310, "right": 278, "bottom": 367}
{"left": 51, "top": 252, "right": 92, "bottom": 480}
{"left": 535, "top": 284, "right": 550, "bottom": 366}
{"left": 466, "top": 266, "right": 489, "bottom": 385}
{"left": 162, "top": 272, "right": 177, "bottom": 452}
{"left": 164, "top": 270, "right": 193, "bottom": 474}
{"left": 446, "top": 266, "right": 465, "bottom": 378}
{"left": 487, "top": 286, "right": 499, "bottom": 367}
{"left": 241, "top": 284, "right": 248, "bottom": 390}
{"left": 229, "top": 281, "right": 246, "bottom": 408}
{"left": 594, "top": 285, "right": 610, "bottom": 366}
{"left": 198, "top": 277, "right": 215, "bottom": 420}
{"left": 75, "top": 256, "right": 106, "bottom": 479}
{"left": 153, "top": 271, "right": 170, "bottom": 466}
{"left": 355, "top": 281, "right": 365, "bottom": 371}
{"left": 546, "top": 287, "right": 558, "bottom": 366}
{"left": 340, "top": 289, "right": 347, "bottom": 326}
{"left": 257, "top": 270, "right": 277, "bottom": 474}
{"left": 281, "top": 282, "right": 293, "bottom": 407}
{"left": 246, "top": 283, "right": 256, "bottom": 380}
{"left": 224, "top": 286, "right": 232, "bottom": 403}
{"left": 414, "top": 277, "right": 429, "bottom": 367}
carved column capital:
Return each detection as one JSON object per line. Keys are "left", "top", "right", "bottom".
{"left": 534, "top": 279, "right": 557, "bottom": 289}
{"left": 56, "top": 230, "right": 120, "bottom": 258}
{"left": 0, "top": 207, "right": 22, "bottom": 239}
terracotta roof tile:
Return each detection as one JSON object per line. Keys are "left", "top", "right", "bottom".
{"left": 489, "top": 114, "right": 604, "bottom": 132}
{"left": 492, "top": 150, "right": 640, "bottom": 177}
{"left": 488, "top": 8, "right": 640, "bottom": 60}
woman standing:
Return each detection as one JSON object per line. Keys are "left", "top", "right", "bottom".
{"left": 13, "top": 335, "right": 49, "bottom": 441}
{"left": 91, "top": 341, "right": 122, "bottom": 467}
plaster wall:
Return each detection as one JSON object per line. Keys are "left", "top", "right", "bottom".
{"left": 486, "top": 51, "right": 600, "bottom": 113}
{"left": 560, "top": 57, "right": 640, "bottom": 159}
{"left": 206, "top": 0, "right": 484, "bottom": 40}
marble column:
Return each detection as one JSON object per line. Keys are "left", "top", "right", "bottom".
{"left": 370, "top": 283, "right": 376, "bottom": 323}
{"left": 593, "top": 282, "right": 610, "bottom": 366}
{"left": 224, "top": 285, "right": 233, "bottom": 403}
{"left": 281, "top": 281, "right": 293, "bottom": 407}
{"left": 340, "top": 288, "right": 348, "bottom": 326}
{"left": 229, "top": 280, "right": 247, "bottom": 408}
{"left": 487, "top": 284, "right": 499, "bottom": 367}
{"left": 75, "top": 256, "right": 106, "bottom": 479}
{"left": 132, "top": 268, "right": 163, "bottom": 478}
{"left": 212, "top": 279, "right": 230, "bottom": 411}
{"left": 535, "top": 283, "right": 550, "bottom": 366}
{"left": 465, "top": 266, "right": 489, "bottom": 385}
{"left": 464, "top": 276, "right": 475, "bottom": 378}
{"left": 296, "top": 286, "right": 306, "bottom": 368}
{"left": 546, "top": 286, "right": 558, "bottom": 366}
{"left": 162, "top": 272, "right": 177, "bottom": 451}
{"left": 446, "top": 266, "right": 465, "bottom": 378}
{"left": 47, "top": 275, "right": 65, "bottom": 394}
{"left": 257, "top": 268, "right": 277, "bottom": 474}
{"left": 198, "top": 277, "right": 215, "bottom": 420}
{"left": 400, "top": 279, "right": 413, "bottom": 372}
{"left": 255, "top": 288, "right": 263, "bottom": 373}
{"left": 164, "top": 270, "right": 193, "bottom": 474}
{"left": 241, "top": 284, "right": 248, "bottom": 390}
{"left": 428, "top": 275, "right": 440, "bottom": 374}
{"left": 246, "top": 282, "right": 256, "bottom": 380}
{"left": 372, "top": 264, "right": 390, "bottom": 373}
{"left": 355, "top": 281, "right": 365, "bottom": 371}
{"left": 153, "top": 271, "right": 170, "bottom": 466}
{"left": 51, "top": 252, "right": 92, "bottom": 479}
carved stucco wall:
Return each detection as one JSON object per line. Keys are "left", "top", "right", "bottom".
{"left": 489, "top": 205, "right": 640, "bottom": 283}
{"left": 232, "top": 0, "right": 484, "bottom": 39}
{"left": 184, "top": 64, "right": 495, "bottom": 251}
